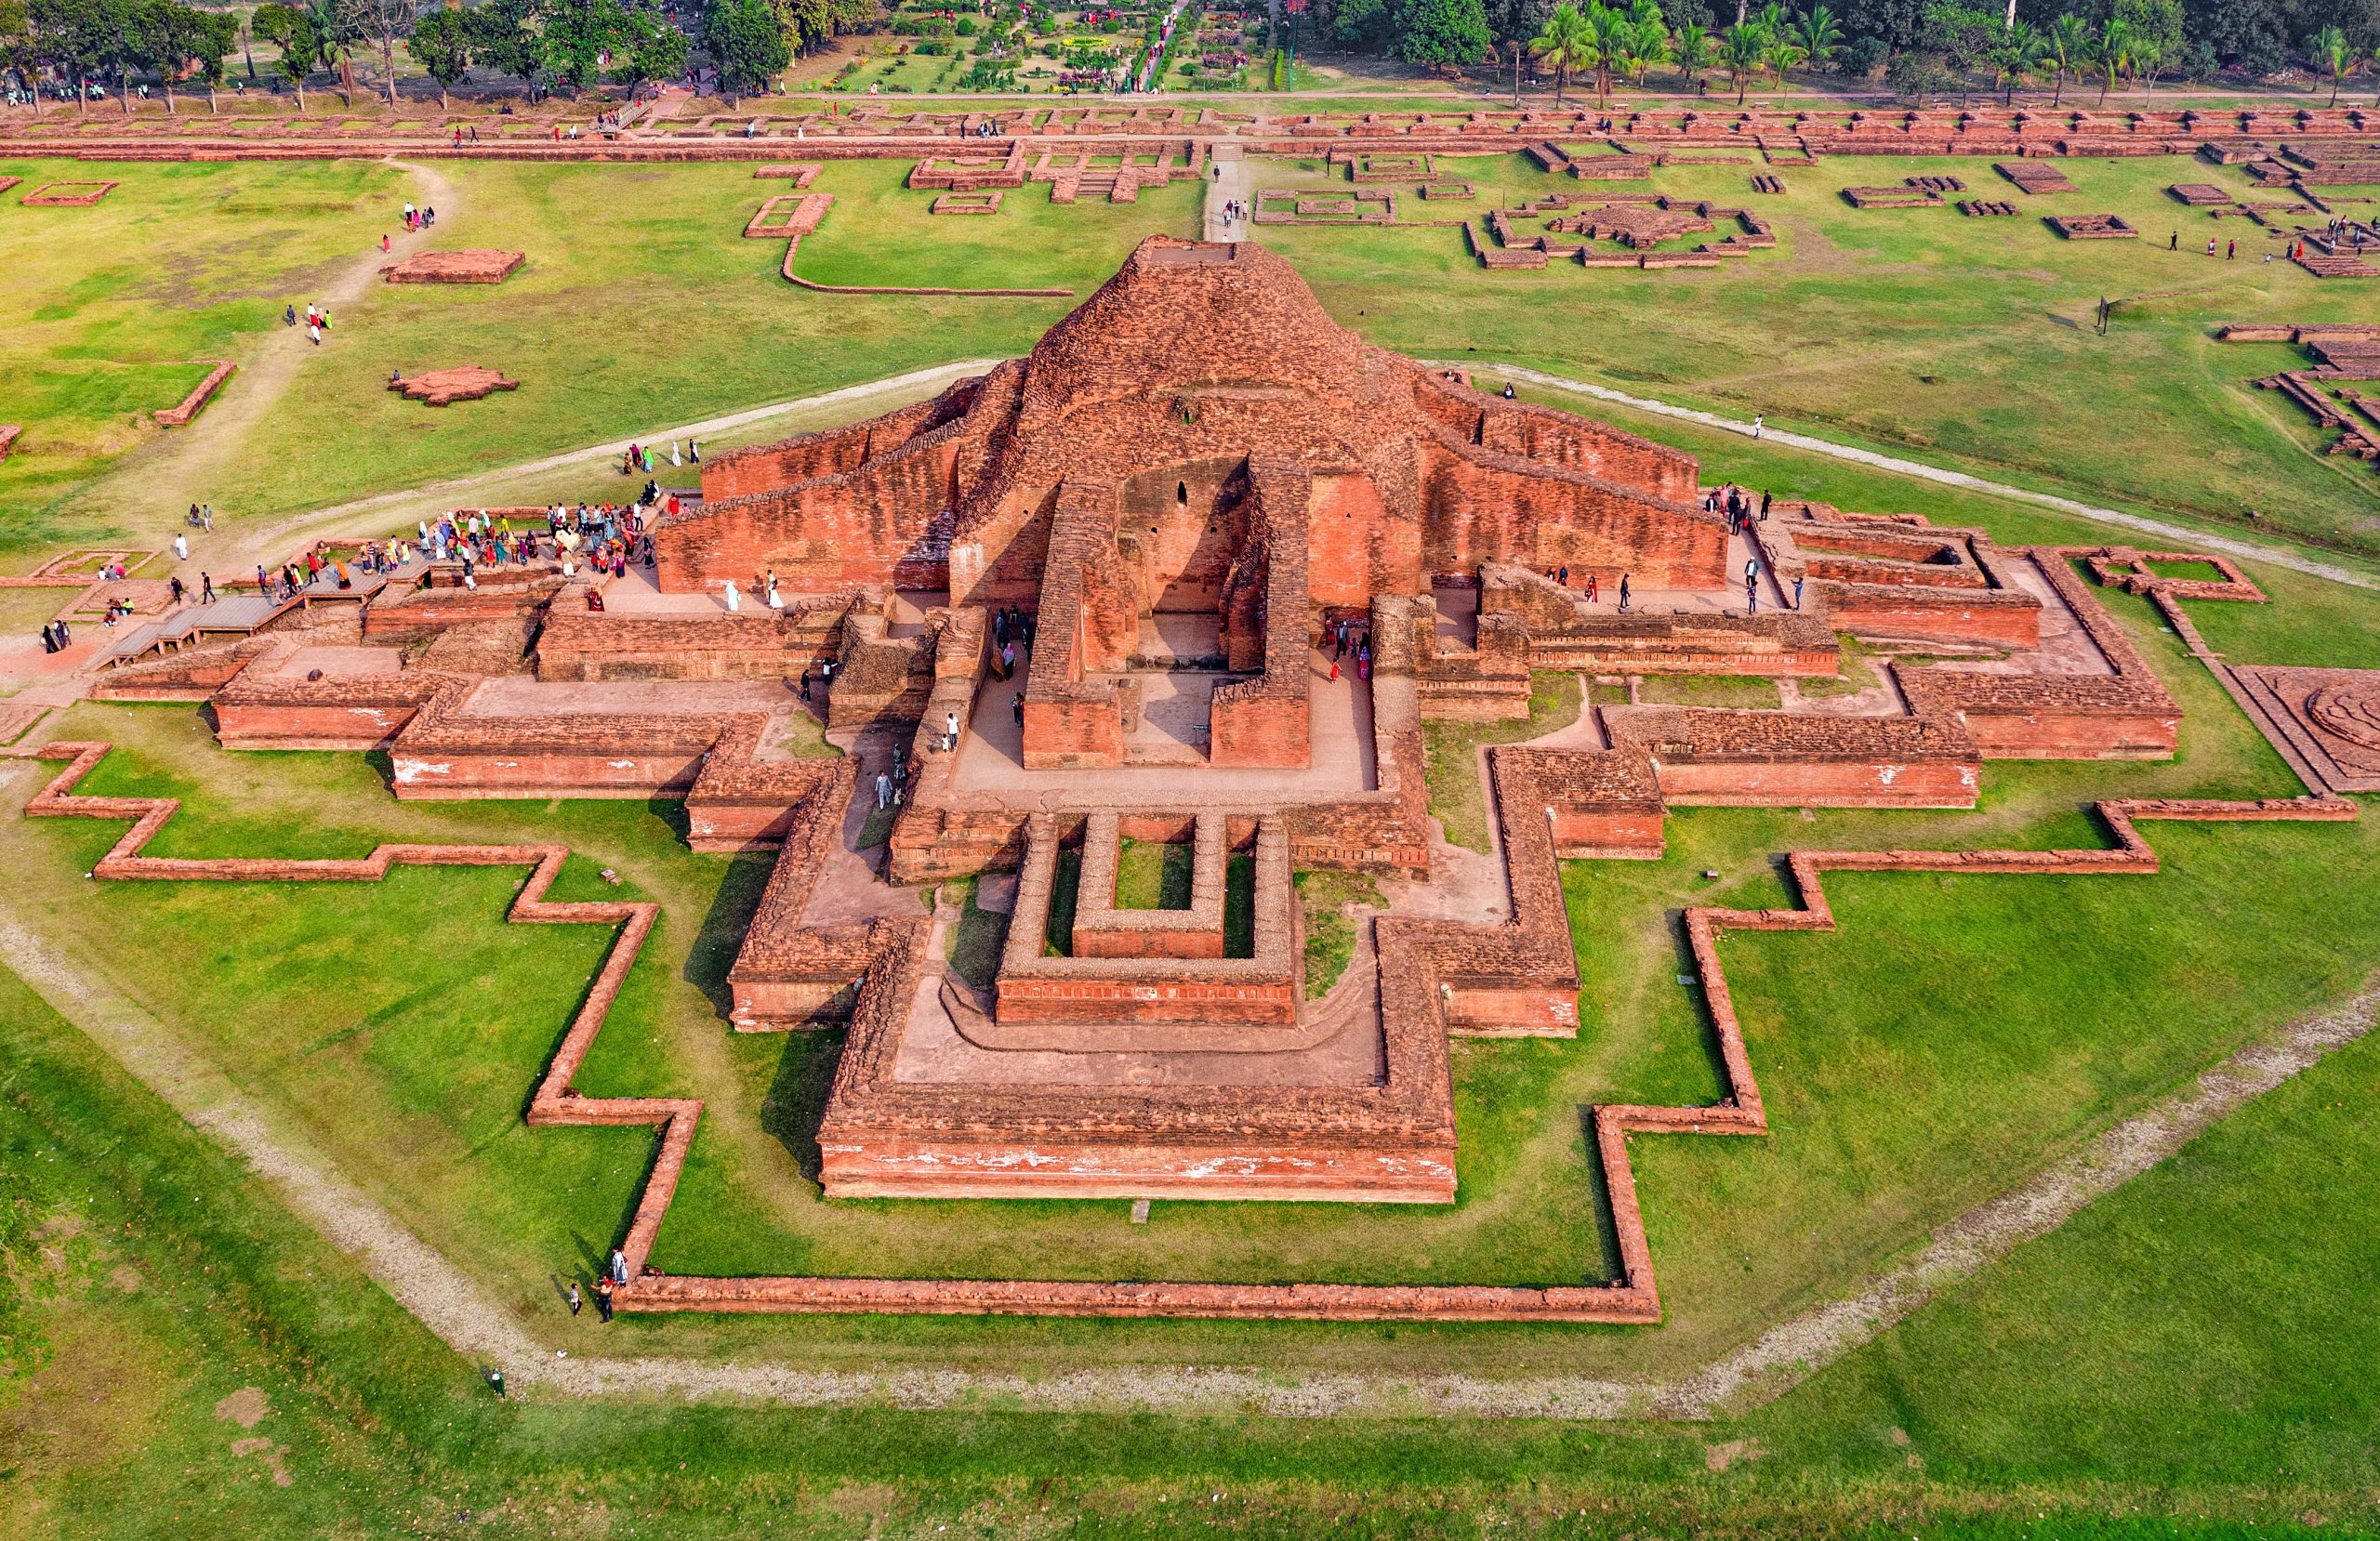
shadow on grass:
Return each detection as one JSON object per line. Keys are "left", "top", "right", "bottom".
{"left": 1574, "top": 1106, "right": 1629, "bottom": 1287}
{"left": 1662, "top": 906, "right": 1737, "bottom": 1103}
{"left": 683, "top": 853, "right": 774, "bottom": 1018}
{"left": 761, "top": 1031, "right": 844, "bottom": 1186}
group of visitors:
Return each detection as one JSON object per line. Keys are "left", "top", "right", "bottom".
{"left": 402, "top": 201, "right": 438, "bottom": 231}
{"left": 989, "top": 606, "right": 1035, "bottom": 680}
{"left": 871, "top": 752, "right": 913, "bottom": 810}
{"left": 620, "top": 440, "right": 699, "bottom": 476}
{"left": 1327, "top": 615, "right": 1371, "bottom": 682}
{"left": 36, "top": 618, "right": 73, "bottom": 653}
{"left": 284, "top": 300, "right": 333, "bottom": 346}
{"left": 162, "top": 571, "right": 215, "bottom": 609}
{"left": 798, "top": 655, "right": 837, "bottom": 700}
{"left": 1218, "top": 196, "right": 1250, "bottom": 226}
{"left": 1705, "top": 483, "right": 1770, "bottom": 535}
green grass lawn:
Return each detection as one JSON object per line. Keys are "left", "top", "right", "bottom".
{"left": 1255, "top": 150, "right": 2380, "bottom": 560}
{"left": 1423, "top": 670, "right": 1584, "bottom": 851}
{"left": 0, "top": 156, "right": 407, "bottom": 558}
{"left": 3, "top": 156, "right": 1201, "bottom": 566}
{"left": 14, "top": 146, "right": 2380, "bottom": 592}
{"left": 1295, "top": 867, "right": 1382, "bottom": 999}
{"left": 1115, "top": 836, "right": 1195, "bottom": 908}
{"left": 7, "top": 843, "right": 2380, "bottom": 1534}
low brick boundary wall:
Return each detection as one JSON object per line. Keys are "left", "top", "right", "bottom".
{"left": 21, "top": 178, "right": 116, "bottom": 204}
{"left": 152, "top": 361, "right": 235, "bottom": 428}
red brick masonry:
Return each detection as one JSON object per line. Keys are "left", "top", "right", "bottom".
{"left": 152, "top": 362, "right": 235, "bottom": 428}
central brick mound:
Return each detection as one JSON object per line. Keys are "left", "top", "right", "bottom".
{"left": 379, "top": 250, "right": 525, "bottom": 283}
{"left": 389, "top": 365, "right": 520, "bottom": 406}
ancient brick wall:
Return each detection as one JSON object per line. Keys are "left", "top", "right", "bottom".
{"left": 1209, "top": 458, "right": 1314, "bottom": 768}
{"left": 536, "top": 603, "right": 851, "bottom": 682}
{"left": 1606, "top": 705, "right": 1984, "bottom": 808}
{"left": 1415, "top": 432, "right": 1727, "bottom": 589}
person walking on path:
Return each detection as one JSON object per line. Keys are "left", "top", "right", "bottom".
{"left": 944, "top": 708, "right": 960, "bottom": 752}
{"left": 1619, "top": 573, "right": 1632, "bottom": 612}
{"left": 875, "top": 770, "right": 892, "bottom": 810}
{"left": 173, "top": 533, "right": 189, "bottom": 562}
{"left": 1012, "top": 691, "right": 1025, "bottom": 728}
{"left": 200, "top": 573, "right": 215, "bottom": 603}
{"left": 1751, "top": 414, "right": 1763, "bottom": 440}
{"left": 723, "top": 578, "right": 740, "bottom": 612}
{"left": 1793, "top": 575, "right": 1805, "bottom": 609}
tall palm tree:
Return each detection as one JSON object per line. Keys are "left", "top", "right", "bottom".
{"left": 2092, "top": 16, "right": 2133, "bottom": 108}
{"left": 1671, "top": 19, "right": 1711, "bottom": 91}
{"left": 1990, "top": 20, "right": 2046, "bottom": 106}
{"left": 1530, "top": 2, "right": 1593, "bottom": 108}
{"left": 2311, "top": 23, "right": 2352, "bottom": 108}
{"left": 1720, "top": 20, "right": 1766, "bottom": 104}
{"left": 1585, "top": 1, "right": 1625, "bottom": 109}
{"left": 1793, "top": 4, "right": 1841, "bottom": 75}
{"left": 1624, "top": 0, "right": 1668, "bottom": 86}
{"left": 2045, "top": 13, "right": 2087, "bottom": 108}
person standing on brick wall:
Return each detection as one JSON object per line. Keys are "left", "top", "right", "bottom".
{"left": 945, "top": 708, "right": 961, "bottom": 752}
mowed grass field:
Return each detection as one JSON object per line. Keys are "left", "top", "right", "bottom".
{"left": 1255, "top": 149, "right": 2380, "bottom": 557}
{"left": 7, "top": 147, "right": 2380, "bottom": 574}
{"left": 0, "top": 154, "right": 1200, "bottom": 565}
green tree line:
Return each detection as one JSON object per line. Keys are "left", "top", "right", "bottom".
{"left": 1322, "top": 0, "right": 2380, "bottom": 97}
{"left": 0, "top": 0, "right": 879, "bottom": 113}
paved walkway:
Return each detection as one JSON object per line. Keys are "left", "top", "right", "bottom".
{"left": 1203, "top": 144, "right": 1249, "bottom": 243}
{"left": 1452, "top": 362, "right": 2380, "bottom": 595}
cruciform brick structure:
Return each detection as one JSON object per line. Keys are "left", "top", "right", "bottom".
{"left": 658, "top": 237, "right": 1715, "bottom": 771}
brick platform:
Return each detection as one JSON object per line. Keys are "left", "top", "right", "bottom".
{"left": 377, "top": 249, "right": 525, "bottom": 283}
{"left": 388, "top": 366, "right": 520, "bottom": 406}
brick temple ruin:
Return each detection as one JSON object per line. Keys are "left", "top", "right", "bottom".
{"left": 41, "top": 236, "right": 2369, "bottom": 1322}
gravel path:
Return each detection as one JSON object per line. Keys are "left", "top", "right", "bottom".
{"left": 6, "top": 845, "right": 2368, "bottom": 1418}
